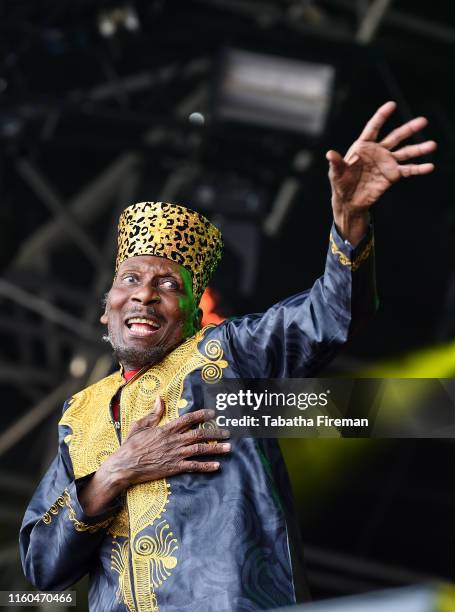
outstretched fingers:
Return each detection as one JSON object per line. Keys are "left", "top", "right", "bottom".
{"left": 393, "top": 140, "right": 437, "bottom": 161}
{"left": 399, "top": 163, "right": 434, "bottom": 177}
{"left": 358, "top": 100, "right": 397, "bottom": 142}
{"left": 380, "top": 116, "right": 428, "bottom": 150}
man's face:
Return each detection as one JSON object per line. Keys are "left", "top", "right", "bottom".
{"left": 101, "top": 255, "right": 200, "bottom": 370}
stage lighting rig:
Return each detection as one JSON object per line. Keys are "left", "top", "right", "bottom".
{"left": 216, "top": 48, "right": 335, "bottom": 137}
{"left": 97, "top": 3, "right": 140, "bottom": 38}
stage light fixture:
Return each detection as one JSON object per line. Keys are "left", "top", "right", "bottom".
{"left": 217, "top": 49, "right": 335, "bottom": 136}
{"left": 97, "top": 4, "right": 140, "bottom": 38}
{"left": 124, "top": 6, "right": 140, "bottom": 31}
{"left": 188, "top": 112, "right": 205, "bottom": 126}
{"left": 98, "top": 14, "right": 116, "bottom": 38}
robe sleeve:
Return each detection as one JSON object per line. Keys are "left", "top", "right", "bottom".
{"left": 223, "top": 223, "right": 377, "bottom": 378}
{"left": 19, "top": 400, "right": 121, "bottom": 591}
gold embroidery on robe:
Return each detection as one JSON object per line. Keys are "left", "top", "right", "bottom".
{"left": 42, "top": 490, "right": 112, "bottom": 532}
{"left": 329, "top": 231, "right": 374, "bottom": 271}
{"left": 60, "top": 326, "right": 227, "bottom": 611}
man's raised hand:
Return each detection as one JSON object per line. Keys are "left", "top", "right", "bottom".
{"left": 327, "top": 101, "right": 436, "bottom": 246}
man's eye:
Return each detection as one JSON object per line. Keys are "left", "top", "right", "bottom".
{"left": 160, "top": 278, "right": 178, "bottom": 289}
{"left": 122, "top": 274, "right": 138, "bottom": 283}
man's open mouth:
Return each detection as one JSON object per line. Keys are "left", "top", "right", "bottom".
{"left": 125, "top": 317, "right": 161, "bottom": 337}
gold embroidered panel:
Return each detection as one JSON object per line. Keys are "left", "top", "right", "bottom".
{"left": 59, "top": 326, "right": 228, "bottom": 612}
{"left": 60, "top": 371, "right": 123, "bottom": 480}
{"left": 117, "top": 327, "right": 227, "bottom": 611}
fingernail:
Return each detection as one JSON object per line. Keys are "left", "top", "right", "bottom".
{"left": 222, "top": 429, "right": 230, "bottom": 438}
{"left": 213, "top": 462, "right": 220, "bottom": 469}
{"left": 348, "top": 154, "right": 360, "bottom": 166}
{"left": 222, "top": 443, "right": 231, "bottom": 451}
{"left": 207, "top": 409, "right": 216, "bottom": 419}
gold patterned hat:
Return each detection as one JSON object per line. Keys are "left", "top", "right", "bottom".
{"left": 115, "top": 201, "right": 223, "bottom": 304}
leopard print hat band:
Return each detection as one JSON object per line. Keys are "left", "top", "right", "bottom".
{"left": 115, "top": 202, "right": 223, "bottom": 304}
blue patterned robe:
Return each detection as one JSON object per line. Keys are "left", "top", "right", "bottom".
{"left": 20, "top": 225, "right": 376, "bottom": 611}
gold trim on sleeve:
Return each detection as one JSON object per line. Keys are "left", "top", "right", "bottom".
{"left": 42, "top": 489, "right": 113, "bottom": 533}
{"left": 42, "top": 494, "right": 67, "bottom": 525}
{"left": 329, "top": 232, "right": 374, "bottom": 272}
{"left": 63, "top": 488, "right": 113, "bottom": 533}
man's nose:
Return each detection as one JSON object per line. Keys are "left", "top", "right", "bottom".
{"left": 131, "top": 283, "right": 160, "bottom": 304}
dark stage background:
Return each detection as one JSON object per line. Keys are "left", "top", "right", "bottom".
{"left": 1, "top": 0, "right": 455, "bottom": 609}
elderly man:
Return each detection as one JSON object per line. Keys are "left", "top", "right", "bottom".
{"left": 20, "top": 102, "right": 435, "bottom": 611}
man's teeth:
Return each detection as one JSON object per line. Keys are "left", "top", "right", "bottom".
{"left": 127, "top": 318, "right": 160, "bottom": 328}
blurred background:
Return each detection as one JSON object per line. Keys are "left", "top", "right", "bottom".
{"left": 1, "top": 0, "right": 455, "bottom": 609}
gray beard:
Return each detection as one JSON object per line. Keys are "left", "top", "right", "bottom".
{"left": 103, "top": 334, "right": 167, "bottom": 370}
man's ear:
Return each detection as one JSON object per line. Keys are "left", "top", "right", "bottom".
{"left": 100, "top": 292, "right": 109, "bottom": 325}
